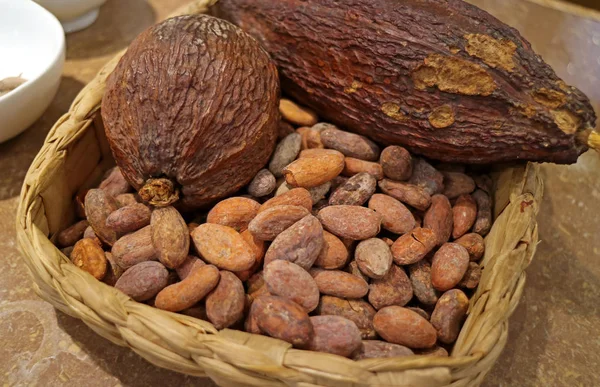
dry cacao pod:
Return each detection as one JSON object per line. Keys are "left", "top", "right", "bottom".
{"left": 102, "top": 15, "right": 279, "bottom": 210}
{"left": 217, "top": 0, "right": 597, "bottom": 164}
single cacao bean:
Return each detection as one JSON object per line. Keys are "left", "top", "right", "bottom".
{"left": 355, "top": 238, "right": 393, "bottom": 279}
{"left": 368, "top": 265, "right": 413, "bottom": 310}
{"left": 264, "top": 215, "right": 324, "bottom": 270}
{"left": 423, "top": 194, "right": 453, "bottom": 246}
{"left": 380, "top": 146, "right": 413, "bottom": 181}
{"left": 431, "top": 243, "right": 470, "bottom": 291}
{"left": 151, "top": 206, "right": 190, "bottom": 269}
{"left": 378, "top": 179, "right": 431, "bottom": 211}
{"left": 373, "top": 306, "right": 437, "bottom": 349}
{"left": 452, "top": 194, "right": 477, "bottom": 239}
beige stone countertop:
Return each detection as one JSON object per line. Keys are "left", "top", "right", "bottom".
{"left": 1, "top": 0, "right": 599, "bottom": 386}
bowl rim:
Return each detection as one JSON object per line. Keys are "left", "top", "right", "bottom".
{"left": 0, "top": 0, "right": 66, "bottom": 102}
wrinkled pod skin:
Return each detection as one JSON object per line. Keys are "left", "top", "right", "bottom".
{"left": 215, "top": 0, "right": 597, "bottom": 164}
{"left": 102, "top": 15, "right": 280, "bottom": 210}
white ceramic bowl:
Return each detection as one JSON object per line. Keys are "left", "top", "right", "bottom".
{"left": 35, "top": 0, "right": 107, "bottom": 33}
{"left": 0, "top": 0, "right": 65, "bottom": 143}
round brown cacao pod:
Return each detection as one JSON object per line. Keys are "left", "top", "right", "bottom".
{"left": 102, "top": 15, "right": 280, "bottom": 210}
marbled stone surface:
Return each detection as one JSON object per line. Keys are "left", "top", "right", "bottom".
{"left": 0, "top": 0, "right": 598, "bottom": 386}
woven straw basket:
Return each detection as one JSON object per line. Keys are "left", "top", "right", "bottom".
{"left": 16, "top": 1, "right": 544, "bottom": 386}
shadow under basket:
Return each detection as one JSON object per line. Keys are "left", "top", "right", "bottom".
{"left": 16, "top": 1, "right": 543, "bottom": 386}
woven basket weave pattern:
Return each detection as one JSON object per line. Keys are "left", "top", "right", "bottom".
{"left": 16, "top": 1, "right": 543, "bottom": 386}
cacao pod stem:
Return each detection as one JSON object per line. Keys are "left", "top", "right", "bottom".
{"left": 588, "top": 131, "right": 600, "bottom": 152}
{"left": 139, "top": 178, "right": 179, "bottom": 207}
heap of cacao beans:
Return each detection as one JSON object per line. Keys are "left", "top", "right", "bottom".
{"left": 57, "top": 98, "right": 492, "bottom": 359}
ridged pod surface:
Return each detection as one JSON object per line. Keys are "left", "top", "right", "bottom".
{"left": 216, "top": 0, "right": 597, "bottom": 164}
{"left": 102, "top": 15, "right": 280, "bottom": 209}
